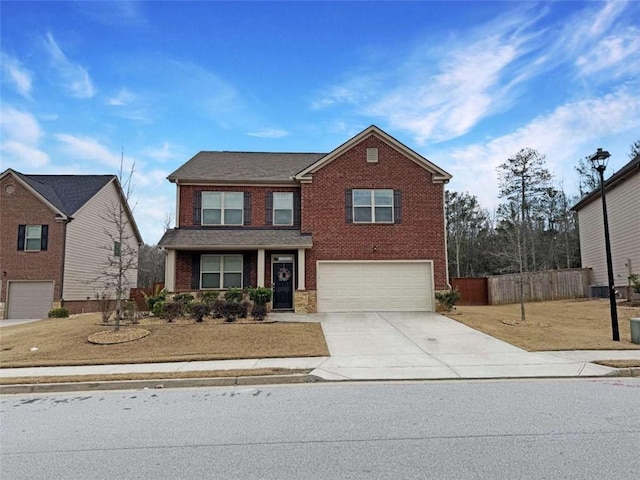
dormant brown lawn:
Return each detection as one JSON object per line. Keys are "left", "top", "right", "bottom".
{"left": 448, "top": 298, "right": 640, "bottom": 351}
{"left": 0, "top": 313, "right": 329, "bottom": 368}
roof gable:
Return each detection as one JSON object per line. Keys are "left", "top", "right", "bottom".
{"left": 1, "top": 169, "right": 115, "bottom": 216}
{"left": 294, "top": 125, "right": 452, "bottom": 182}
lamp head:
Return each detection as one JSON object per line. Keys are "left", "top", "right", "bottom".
{"left": 588, "top": 147, "right": 611, "bottom": 173}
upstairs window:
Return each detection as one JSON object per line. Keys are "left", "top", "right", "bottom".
{"left": 353, "top": 189, "right": 394, "bottom": 223}
{"left": 273, "top": 192, "right": 293, "bottom": 225}
{"left": 18, "top": 224, "right": 48, "bottom": 251}
{"left": 114, "top": 241, "right": 121, "bottom": 257}
{"left": 202, "top": 192, "right": 243, "bottom": 225}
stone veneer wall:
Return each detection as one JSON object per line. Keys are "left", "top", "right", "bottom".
{"left": 294, "top": 290, "right": 317, "bottom": 314}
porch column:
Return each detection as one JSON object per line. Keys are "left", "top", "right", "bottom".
{"left": 164, "top": 249, "right": 176, "bottom": 292}
{"left": 297, "top": 248, "right": 306, "bottom": 290}
{"left": 257, "top": 249, "right": 265, "bottom": 287}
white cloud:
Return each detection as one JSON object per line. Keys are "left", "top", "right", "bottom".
{"left": 75, "top": 1, "right": 147, "bottom": 27}
{"left": 0, "top": 107, "right": 49, "bottom": 169}
{"left": 246, "top": 128, "right": 289, "bottom": 139}
{"left": 106, "top": 88, "right": 137, "bottom": 106}
{"left": 54, "top": 134, "right": 124, "bottom": 169}
{"left": 143, "top": 142, "right": 184, "bottom": 162}
{"left": 43, "top": 32, "right": 95, "bottom": 98}
{"left": 441, "top": 85, "right": 640, "bottom": 210}
{"left": 575, "top": 27, "right": 640, "bottom": 78}
{"left": 1, "top": 52, "right": 33, "bottom": 98}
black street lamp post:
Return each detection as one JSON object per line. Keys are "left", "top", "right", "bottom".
{"left": 588, "top": 147, "right": 619, "bottom": 342}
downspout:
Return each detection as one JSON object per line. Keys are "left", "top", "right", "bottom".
{"left": 58, "top": 217, "right": 71, "bottom": 307}
{"left": 442, "top": 182, "right": 451, "bottom": 289}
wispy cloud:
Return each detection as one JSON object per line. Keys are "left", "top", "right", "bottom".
{"left": 441, "top": 85, "right": 640, "bottom": 210}
{"left": 105, "top": 87, "right": 152, "bottom": 121}
{"left": 75, "top": 1, "right": 148, "bottom": 27}
{"left": 54, "top": 134, "right": 126, "bottom": 170}
{"left": 246, "top": 128, "right": 289, "bottom": 139}
{"left": 106, "top": 87, "right": 137, "bottom": 106}
{"left": 0, "top": 107, "right": 49, "bottom": 169}
{"left": 143, "top": 142, "right": 184, "bottom": 162}
{"left": 575, "top": 27, "right": 640, "bottom": 79}
{"left": 43, "top": 32, "right": 95, "bottom": 98}
{"left": 1, "top": 52, "right": 33, "bottom": 98}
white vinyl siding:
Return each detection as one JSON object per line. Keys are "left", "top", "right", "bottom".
{"left": 202, "top": 192, "right": 243, "bottom": 225}
{"left": 353, "top": 189, "right": 393, "bottom": 223}
{"left": 577, "top": 173, "right": 640, "bottom": 286}
{"left": 201, "top": 255, "right": 243, "bottom": 289}
{"left": 273, "top": 192, "right": 293, "bottom": 225}
{"left": 63, "top": 181, "right": 139, "bottom": 301}
{"left": 7, "top": 281, "right": 54, "bottom": 319}
{"left": 316, "top": 261, "right": 433, "bottom": 312}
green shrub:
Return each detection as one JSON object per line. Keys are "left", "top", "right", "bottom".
{"left": 172, "top": 293, "right": 195, "bottom": 315}
{"left": 48, "top": 307, "right": 70, "bottom": 318}
{"left": 122, "top": 300, "right": 138, "bottom": 324}
{"left": 152, "top": 299, "right": 166, "bottom": 318}
{"left": 220, "top": 301, "right": 241, "bottom": 322}
{"left": 144, "top": 288, "right": 167, "bottom": 312}
{"left": 211, "top": 299, "right": 225, "bottom": 318}
{"left": 201, "top": 291, "right": 220, "bottom": 305}
{"left": 251, "top": 304, "right": 268, "bottom": 321}
{"left": 159, "top": 301, "right": 182, "bottom": 323}
{"left": 629, "top": 274, "right": 640, "bottom": 294}
{"left": 224, "top": 288, "right": 244, "bottom": 303}
{"left": 189, "top": 302, "right": 211, "bottom": 323}
{"left": 248, "top": 287, "right": 273, "bottom": 306}
{"left": 435, "top": 288, "right": 461, "bottom": 312}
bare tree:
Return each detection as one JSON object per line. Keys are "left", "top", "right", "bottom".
{"left": 137, "top": 243, "right": 165, "bottom": 288}
{"left": 629, "top": 139, "right": 640, "bottom": 159}
{"left": 94, "top": 154, "right": 138, "bottom": 331}
{"left": 162, "top": 211, "right": 174, "bottom": 231}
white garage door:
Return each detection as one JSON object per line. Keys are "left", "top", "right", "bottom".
{"left": 7, "top": 281, "right": 54, "bottom": 319}
{"left": 317, "top": 261, "right": 433, "bottom": 312}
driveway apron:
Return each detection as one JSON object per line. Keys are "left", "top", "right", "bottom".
{"left": 309, "top": 312, "right": 615, "bottom": 380}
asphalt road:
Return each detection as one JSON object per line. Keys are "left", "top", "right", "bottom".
{"left": 2, "top": 379, "right": 639, "bottom": 479}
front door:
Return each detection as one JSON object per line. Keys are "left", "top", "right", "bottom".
{"left": 273, "top": 261, "right": 294, "bottom": 309}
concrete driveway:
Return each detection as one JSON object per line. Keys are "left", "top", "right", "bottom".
{"left": 287, "top": 312, "right": 615, "bottom": 380}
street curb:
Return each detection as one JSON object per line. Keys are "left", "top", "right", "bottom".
{"left": 0, "top": 374, "right": 324, "bottom": 395}
{"left": 614, "top": 367, "right": 640, "bottom": 378}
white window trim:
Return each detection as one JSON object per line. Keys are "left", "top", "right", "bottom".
{"left": 273, "top": 192, "right": 294, "bottom": 226}
{"left": 25, "top": 225, "right": 43, "bottom": 252}
{"left": 201, "top": 254, "right": 243, "bottom": 289}
{"left": 202, "top": 192, "right": 244, "bottom": 226}
{"left": 352, "top": 189, "right": 394, "bottom": 224}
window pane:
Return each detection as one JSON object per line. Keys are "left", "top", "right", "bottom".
{"left": 224, "top": 192, "right": 244, "bottom": 209}
{"left": 354, "top": 206, "right": 372, "bottom": 222}
{"left": 202, "top": 192, "right": 221, "bottom": 208}
{"left": 26, "top": 238, "right": 41, "bottom": 251}
{"left": 223, "top": 273, "right": 242, "bottom": 288}
{"left": 202, "top": 255, "right": 220, "bottom": 272}
{"left": 374, "top": 190, "right": 393, "bottom": 206}
{"left": 353, "top": 190, "right": 371, "bottom": 206}
{"left": 273, "top": 192, "right": 293, "bottom": 209}
{"left": 26, "top": 225, "right": 42, "bottom": 238}
{"left": 202, "top": 209, "right": 221, "bottom": 224}
{"left": 224, "top": 209, "right": 243, "bottom": 225}
{"left": 223, "top": 255, "right": 242, "bottom": 272}
{"left": 375, "top": 207, "right": 393, "bottom": 222}
{"left": 202, "top": 273, "right": 220, "bottom": 289}
{"left": 274, "top": 209, "right": 293, "bottom": 225}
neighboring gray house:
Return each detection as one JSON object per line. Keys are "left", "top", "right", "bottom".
{"left": 572, "top": 154, "right": 640, "bottom": 294}
{"left": 0, "top": 169, "right": 143, "bottom": 319}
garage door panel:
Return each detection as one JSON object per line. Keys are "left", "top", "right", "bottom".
{"left": 7, "top": 281, "right": 54, "bottom": 319}
{"left": 317, "top": 261, "right": 432, "bottom": 312}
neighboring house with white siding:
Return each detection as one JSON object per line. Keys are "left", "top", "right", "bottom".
{"left": 572, "top": 154, "right": 640, "bottom": 296}
{"left": 0, "top": 169, "right": 142, "bottom": 319}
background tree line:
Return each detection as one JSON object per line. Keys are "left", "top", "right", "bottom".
{"left": 446, "top": 140, "right": 640, "bottom": 279}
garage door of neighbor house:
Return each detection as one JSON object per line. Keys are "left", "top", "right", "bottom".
{"left": 316, "top": 261, "right": 433, "bottom": 312}
{"left": 7, "top": 281, "right": 54, "bottom": 319}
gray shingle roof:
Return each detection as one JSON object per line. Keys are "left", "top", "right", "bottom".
{"left": 158, "top": 228, "right": 313, "bottom": 249}
{"left": 167, "top": 152, "right": 326, "bottom": 183}
{"left": 14, "top": 172, "right": 115, "bottom": 216}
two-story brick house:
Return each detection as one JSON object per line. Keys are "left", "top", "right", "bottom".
{"left": 0, "top": 169, "right": 142, "bottom": 319}
{"left": 158, "top": 125, "right": 451, "bottom": 313}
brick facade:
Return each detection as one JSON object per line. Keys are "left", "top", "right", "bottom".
{"left": 301, "top": 135, "right": 448, "bottom": 290}
{"left": 0, "top": 173, "right": 65, "bottom": 306}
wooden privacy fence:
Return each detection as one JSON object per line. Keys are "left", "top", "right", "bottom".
{"left": 451, "top": 277, "right": 489, "bottom": 305}
{"left": 452, "top": 268, "right": 592, "bottom": 306}
{"left": 130, "top": 282, "right": 165, "bottom": 311}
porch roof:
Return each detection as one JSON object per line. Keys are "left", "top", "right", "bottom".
{"left": 158, "top": 228, "right": 313, "bottom": 250}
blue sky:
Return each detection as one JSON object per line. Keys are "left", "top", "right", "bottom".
{"left": 2, "top": 1, "right": 639, "bottom": 244}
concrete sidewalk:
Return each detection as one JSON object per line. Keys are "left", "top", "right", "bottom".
{"left": 2, "top": 312, "right": 638, "bottom": 384}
